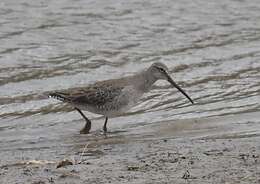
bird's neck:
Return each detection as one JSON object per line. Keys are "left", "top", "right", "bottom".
{"left": 135, "top": 69, "right": 157, "bottom": 92}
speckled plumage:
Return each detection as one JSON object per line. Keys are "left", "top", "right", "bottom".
{"left": 49, "top": 62, "right": 193, "bottom": 134}
{"left": 49, "top": 76, "right": 144, "bottom": 117}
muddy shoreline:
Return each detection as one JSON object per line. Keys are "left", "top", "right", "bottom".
{"left": 1, "top": 112, "right": 259, "bottom": 184}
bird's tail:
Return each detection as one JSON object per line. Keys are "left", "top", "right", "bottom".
{"left": 48, "top": 92, "right": 70, "bottom": 102}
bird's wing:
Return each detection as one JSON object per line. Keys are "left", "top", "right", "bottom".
{"left": 49, "top": 84, "right": 125, "bottom": 106}
{"left": 72, "top": 85, "right": 124, "bottom": 106}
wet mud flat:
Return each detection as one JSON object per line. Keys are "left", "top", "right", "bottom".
{"left": 1, "top": 112, "right": 259, "bottom": 184}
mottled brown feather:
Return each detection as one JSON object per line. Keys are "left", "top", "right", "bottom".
{"left": 50, "top": 79, "right": 128, "bottom": 107}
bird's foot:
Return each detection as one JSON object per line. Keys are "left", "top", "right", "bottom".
{"left": 80, "top": 127, "right": 90, "bottom": 134}
{"left": 103, "top": 127, "right": 107, "bottom": 134}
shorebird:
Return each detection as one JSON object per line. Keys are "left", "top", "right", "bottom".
{"left": 48, "top": 62, "right": 193, "bottom": 134}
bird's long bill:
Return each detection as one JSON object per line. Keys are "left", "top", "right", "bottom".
{"left": 166, "top": 74, "right": 194, "bottom": 104}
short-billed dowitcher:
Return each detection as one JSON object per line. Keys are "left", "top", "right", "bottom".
{"left": 48, "top": 62, "right": 193, "bottom": 134}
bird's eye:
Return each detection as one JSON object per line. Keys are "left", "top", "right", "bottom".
{"left": 158, "top": 67, "right": 164, "bottom": 72}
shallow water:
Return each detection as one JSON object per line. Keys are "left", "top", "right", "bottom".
{"left": 0, "top": 0, "right": 260, "bottom": 166}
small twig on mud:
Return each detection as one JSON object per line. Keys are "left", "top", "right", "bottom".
{"left": 79, "top": 143, "right": 89, "bottom": 164}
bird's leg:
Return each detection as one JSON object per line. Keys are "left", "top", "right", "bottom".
{"left": 75, "top": 108, "right": 91, "bottom": 134}
{"left": 103, "top": 117, "right": 108, "bottom": 133}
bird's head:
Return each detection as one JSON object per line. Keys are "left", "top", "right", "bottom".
{"left": 149, "top": 62, "right": 194, "bottom": 104}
